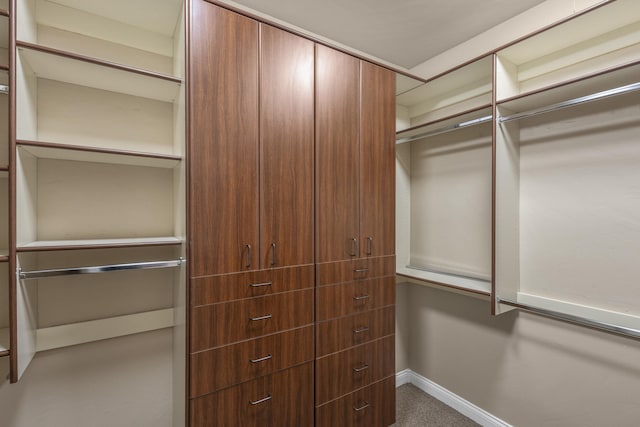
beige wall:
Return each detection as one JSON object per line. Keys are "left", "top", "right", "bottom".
{"left": 398, "top": 283, "right": 640, "bottom": 426}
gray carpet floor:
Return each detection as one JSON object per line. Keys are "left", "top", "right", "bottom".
{"left": 393, "top": 384, "right": 480, "bottom": 427}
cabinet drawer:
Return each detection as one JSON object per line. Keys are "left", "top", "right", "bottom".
{"left": 315, "top": 377, "right": 395, "bottom": 427}
{"left": 191, "top": 289, "right": 314, "bottom": 351}
{"left": 190, "top": 362, "right": 314, "bottom": 427}
{"left": 191, "top": 264, "right": 314, "bottom": 305}
{"left": 316, "top": 306, "right": 395, "bottom": 357}
{"left": 190, "top": 325, "right": 314, "bottom": 397}
{"left": 316, "top": 276, "right": 395, "bottom": 321}
{"left": 315, "top": 335, "right": 395, "bottom": 405}
{"left": 316, "top": 255, "right": 395, "bottom": 286}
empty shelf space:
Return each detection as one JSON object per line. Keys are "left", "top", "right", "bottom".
{"left": 0, "top": 327, "right": 8, "bottom": 353}
{"left": 17, "top": 42, "right": 182, "bottom": 84}
{"left": 17, "top": 237, "right": 183, "bottom": 252}
{"left": 18, "top": 140, "right": 182, "bottom": 168}
{"left": 397, "top": 266, "right": 491, "bottom": 296}
{"left": 18, "top": 0, "right": 184, "bottom": 78}
{"left": 498, "top": 60, "right": 640, "bottom": 118}
{"left": 17, "top": 45, "right": 181, "bottom": 102}
{"left": 396, "top": 106, "right": 492, "bottom": 144}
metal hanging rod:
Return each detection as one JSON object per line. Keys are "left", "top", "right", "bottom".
{"left": 0, "top": 85, "right": 8, "bottom": 95}
{"left": 18, "top": 258, "right": 185, "bottom": 280}
{"left": 497, "top": 298, "right": 640, "bottom": 340}
{"left": 396, "top": 115, "right": 493, "bottom": 144}
{"left": 499, "top": 81, "right": 640, "bottom": 123}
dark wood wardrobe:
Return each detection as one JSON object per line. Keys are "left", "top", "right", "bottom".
{"left": 188, "top": 1, "right": 395, "bottom": 425}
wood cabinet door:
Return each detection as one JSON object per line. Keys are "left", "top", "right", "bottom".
{"left": 315, "top": 45, "right": 360, "bottom": 263}
{"left": 360, "top": 62, "right": 396, "bottom": 258}
{"left": 190, "top": 1, "right": 259, "bottom": 276}
{"left": 260, "top": 24, "right": 315, "bottom": 269}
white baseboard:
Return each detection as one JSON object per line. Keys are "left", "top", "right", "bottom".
{"left": 396, "top": 369, "right": 511, "bottom": 427}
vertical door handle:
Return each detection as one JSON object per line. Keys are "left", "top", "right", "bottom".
{"left": 350, "top": 238, "right": 357, "bottom": 256}
{"left": 271, "top": 243, "right": 277, "bottom": 266}
{"left": 366, "top": 237, "right": 373, "bottom": 256}
{"left": 246, "top": 244, "right": 252, "bottom": 268}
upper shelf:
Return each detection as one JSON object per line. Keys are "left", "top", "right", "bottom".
{"left": 396, "top": 106, "right": 492, "bottom": 145}
{"left": 496, "top": 0, "right": 640, "bottom": 101}
{"left": 18, "top": 140, "right": 182, "bottom": 169}
{"left": 17, "top": 237, "right": 183, "bottom": 252}
{"left": 18, "top": 0, "right": 184, "bottom": 78}
{"left": 397, "top": 56, "right": 492, "bottom": 131}
{"left": 18, "top": 44, "right": 181, "bottom": 102}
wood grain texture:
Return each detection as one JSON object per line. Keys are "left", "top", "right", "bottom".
{"left": 315, "top": 377, "right": 396, "bottom": 427}
{"left": 260, "top": 24, "right": 315, "bottom": 269}
{"left": 190, "top": 362, "right": 314, "bottom": 426}
{"left": 190, "top": 325, "right": 313, "bottom": 397}
{"left": 315, "top": 45, "right": 360, "bottom": 263}
{"left": 316, "top": 276, "right": 395, "bottom": 321}
{"left": 191, "top": 264, "right": 314, "bottom": 306}
{"left": 316, "top": 306, "right": 395, "bottom": 357}
{"left": 190, "top": 289, "right": 314, "bottom": 352}
{"left": 315, "top": 255, "right": 395, "bottom": 287}
{"left": 359, "top": 62, "right": 396, "bottom": 258}
{"left": 315, "top": 336, "right": 395, "bottom": 405}
{"left": 189, "top": 1, "right": 259, "bottom": 277}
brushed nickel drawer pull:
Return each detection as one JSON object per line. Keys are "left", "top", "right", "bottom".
{"left": 249, "top": 314, "right": 273, "bottom": 321}
{"left": 353, "top": 295, "right": 370, "bottom": 301}
{"left": 353, "top": 268, "right": 369, "bottom": 273}
{"left": 353, "top": 401, "right": 370, "bottom": 412}
{"left": 249, "top": 394, "right": 272, "bottom": 405}
{"left": 250, "top": 354, "right": 273, "bottom": 364}
{"left": 353, "top": 326, "right": 370, "bottom": 334}
{"left": 353, "top": 363, "right": 369, "bottom": 373}
{"left": 249, "top": 281, "right": 272, "bottom": 288}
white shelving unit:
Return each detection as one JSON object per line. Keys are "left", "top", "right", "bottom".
{"left": 396, "top": 56, "right": 493, "bottom": 296}
{"left": 493, "top": 0, "right": 640, "bottom": 333}
{"left": 10, "top": 3, "right": 187, "bottom": 422}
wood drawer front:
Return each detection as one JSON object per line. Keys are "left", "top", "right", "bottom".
{"left": 316, "top": 276, "right": 395, "bottom": 321}
{"left": 316, "top": 255, "right": 395, "bottom": 286}
{"left": 191, "top": 289, "right": 314, "bottom": 352}
{"left": 190, "top": 326, "right": 314, "bottom": 397}
{"left": 315, "top": 335, "right": 395, "bottom": 405}
{"left": 190, "top": 362, "right": 314, "bottom": 427}
{"left": 315, "top": 377, "right": 395, "bottom": 427}
{"left": 316, "top": 306, "right": 395, "bottom": 357}
{"left": 192, "top": 264, "right": 314, "bottom": 306}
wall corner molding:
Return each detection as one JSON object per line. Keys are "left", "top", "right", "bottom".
{"left": 396, "top": 369, "right": 512, "bottom": 427}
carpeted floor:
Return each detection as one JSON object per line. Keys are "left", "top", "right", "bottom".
{"left": 393, "top": 384, "right": 480, "bottom": 427}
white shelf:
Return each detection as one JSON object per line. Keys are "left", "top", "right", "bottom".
{"left": 0, "top": 327, "right": 8, "bottom": 353}
{"left": 18, "top": 237, "right": 182, "bottom": 252}
{"left": 396, "top": 107, "right": 492, "bottom": 144}
{"left": 18, "top": 141, "right": 181, "bottom": 169}
{"left": 18, "top": 46, "right": 181, "bottom": 102}
{"left": 397, "top": 266, "right": 491, "bottom": 296}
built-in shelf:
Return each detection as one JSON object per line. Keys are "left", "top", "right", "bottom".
{"left": 18, "top": 45, "right": 181, "bottom": 103}
{"left": 18, "top": 140, "right": 182, "bottom": 169}
{"left": 396, "top": 266, "right": 491, "bottom": 296}
{"left": 17, "top": 237, "right": 183, "bottom": 252}
{"left": 396, "top": 106, "right": 492, "bottom": 144}
{"left": 0, "top": 9, "right": 8, "bottom": 18}
{"left": 0, "top": 328, "right": 8, "bottom": 354}
{"left": 0, "top": 253, "right": 8, "bottom": 262}
{"left": 0, "top": 165, "right": 8, "bottom": 172}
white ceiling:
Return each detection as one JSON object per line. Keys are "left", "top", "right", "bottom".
{"left": 228, "top": 0, "right": 548, "bottom": 69}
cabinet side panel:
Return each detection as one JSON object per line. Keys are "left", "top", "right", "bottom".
{"left": 315, "top": 45, "right": 360, "bottom": 263}
{"left": 189, "top": 1, "right": 259, "bottom": 276}
{"left": 259, "top": 24, "right": 314, "bottom": 269}
{"left": 360, "top": 62, "right": 396, "bottom": 258}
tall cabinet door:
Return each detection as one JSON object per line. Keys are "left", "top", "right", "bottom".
{"left": 360, "top": 62, "right": 396, "bottom": 258}
{"left": 315, "top": 45, "right": 360, "bottom": 263}
{"left": 260, "top": 25, "right": 315, "bottom": 269}
{"left": 190, "top": 2, "right": 259, "bottom": 277}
